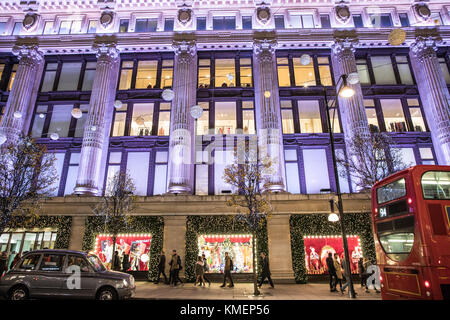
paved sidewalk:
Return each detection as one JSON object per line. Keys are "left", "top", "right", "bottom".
{"left": 134, "top": 282, "right": 381, "bottom": 300}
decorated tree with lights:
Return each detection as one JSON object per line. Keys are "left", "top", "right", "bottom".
{"left": 0, "top": 135, "right": 58, "bottom": 235}
{"left": 223, "top": 143, "right": 273, "bottom": 296}
{"left": 337, "top": 132, "right": 409, "bottom": 192}
{"left": 92, "top": 171, "right": 137, "bottom": 269}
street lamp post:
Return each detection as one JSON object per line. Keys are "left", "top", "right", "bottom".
{"left": 323, "top": 74, "right": 357, "bottom": 299}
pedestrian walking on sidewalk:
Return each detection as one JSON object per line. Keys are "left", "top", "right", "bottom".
{"left": 333, "top": 254, "right": 343, "bottom": 293}
{"left": 341, "top": 256, "right": 356, "bottom": 296}
{"left": 0, "top": 252, "right": 7, "bottom": 277}
{"left": 258, "top": 252, "right": 274, "bottom": 288}
{"left": 112, "top": 251, "right": 121, "bottom": 271}
{"left": 194, "top": 256, "right": 206, "bottom": 286}
{"left": 220, "top": 252, "right": 234, "bottom": 288}
{"left": 169, "top": 249, "right": 183, "bottom": 286}
{"left": 122, "top": 252, "right": 130, "bottom": 272}
{"left": 201, "top": 253, "right": 211, "bottom": 287}
{"left": 155, "top": 250, "right": 168, "bottom": 284}
{"left": 326, "top": 252, "right": 337, "bottom": 292}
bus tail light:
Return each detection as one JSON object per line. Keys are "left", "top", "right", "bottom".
{"left": 424, "top": 281, "right": 430, "bottom": 288}
{"left": 374, "top": 208, "right": 378, "bottom": 214}
{"left": 408, "top": 198, "right": 413, "bottom": 204}
{"left": 380, "top": 275, "right": 383, "bottom": 282}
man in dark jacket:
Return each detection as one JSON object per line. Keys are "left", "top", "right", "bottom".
{"left": 326, "top": 252, "right": 337, "bottom": 292}
{"left": 0, "top": 251, "right": 7, "bottom": 277}
{"left": 112, "top": 251, "right": 121, "bottom": 271}
{"left": 155, "top": 250, "right": 168, "bottom": 284}
{"left": 258, "top": 252, "right": 274, "bottom": 288}
{"left": 220, "top": 252, "right": 234, "bottom": 288}
{"left": 169, "top": 250, "right": 183, "bottom": 286}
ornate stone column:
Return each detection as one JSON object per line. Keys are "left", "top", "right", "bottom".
{"left": 0, "top": 43, "right": 43, "bottom": 145}
{"left": 253, "top": 39, "right": 286, "bottom": 192}
{"left": 74, "top": 42, "right": 120, "bottom": 195}
{"left": 410, "top": 35, "right": 450, "bottom": 165}
{"left": 330, "top": 37, "right": 371, "bottom": 145}
{"left": 167, "top": 41, "right": 197, "bottom": 194}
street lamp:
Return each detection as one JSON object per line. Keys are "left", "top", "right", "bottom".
{"left": 323, "top": 73, "right": 357, "bottom": 299}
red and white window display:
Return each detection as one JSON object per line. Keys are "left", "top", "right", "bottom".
{"left": 198, "top": 234, "right": 254, "bottom": 273}
{"left": 304, "top": 235, "right": 362, "bottom": 275}
{"left": 94, "top": 233, "right": 152, "bottom": 271}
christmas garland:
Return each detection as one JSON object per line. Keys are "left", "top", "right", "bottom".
{"left": 289, "top": 213, "right": 376, "bottom": 284}
{"left": 185, "top": 215, "right": 268, "bottom": 282}
{"left": 82, "top": 216, "right": 164, "bottom": 281}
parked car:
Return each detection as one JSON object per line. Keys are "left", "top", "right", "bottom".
{"left": 0, "top": 249, "right": 135, "bottom": 300}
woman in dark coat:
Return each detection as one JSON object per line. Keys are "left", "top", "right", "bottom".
{"left": 194, "top": 256, "right": 206, "bottom": 286}
{"left": 122, "top": 253, "right": 130, "bottom": 272}
{"left": 258, "top": 252, "right": 274, "bottom": 288}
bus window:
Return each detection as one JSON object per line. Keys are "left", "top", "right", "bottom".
{"left": 421, "top": 171, "right": 450, "bottom": 200}
{"left": 377, "top": 178, "right": 406, "bottom": 204}
{"left": 376, "top": 215, "right": 415, "bottom": 261}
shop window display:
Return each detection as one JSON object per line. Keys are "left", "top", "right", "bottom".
{"left": 198, "top": 234, "right": 253, "bottom": 273}
{"left": 304, "top": 235, "right": 362, "bottom": 275}
{"left": 94, "top": 234, "right": 152, "bottom": 271}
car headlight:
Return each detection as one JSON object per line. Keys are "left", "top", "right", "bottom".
{"left": 123, "top": 279, "right": 129, "bottom": 287}
{"left": 129, "top": 276, "right": 135, "bottom": 287}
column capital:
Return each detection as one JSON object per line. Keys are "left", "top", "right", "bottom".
{"left": 253, "top": 38, "right": 277, "bottom": 56}
{"left": 410, "top": 35, "right": 441, "bottom": 61}
{"left": 173, "top": 40, "right": 197, "bottom": 56}
{"left": 331, "top": 36, "right": 358, "bottom": 56}
{"left": 12, "top": 44, "right": 43, "bottom": 64}
{"left": 92, "top": 41, "right": 120, "bottom": 62}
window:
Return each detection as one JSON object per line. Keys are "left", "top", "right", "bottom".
{"left": 356, "top": 59, "right": 370, "bottom": 85}
{"left": 119, "top": 19, "right": 129, "bottom": 33}
{"left": 399, "top": 13, "right": 410, "bottom": 27}
{"left": 293, "top": 57, "right": 315, "bottom": 87}
{"left": 298, "top": 100, "right": 322, "bottom": 133}
{"left": 135, "top": 18, "right": 158, "bottom": 32}
{"left": 67, "top": 255, "right": 90, "bottom": 272}
{"left": 281, "top": 101, "right": 294, "bottom": 134}
{"left": 242, "top": 101, "right": 255, "bottom": 134}
{"left": 407, "top": 99, "right": 426, "bottom": 132}
{"left": 320, "top": 15, "right": 331, "bottom": 28}
{"left": 353, "top": 15, "right": 364, "bottom": 28}
{"left": 131, "top": 103, "right": 154, "bottom": 136}
{"left": 59, "top": 20, "right": 82, "bottom": 34}
{"left": 291, "top": 15, "right": 315, "bottom": 28}
{"left": 195, "top": 151, "right": 209, "bottom": 195}
{"left": 214, "top": 149, "right": 236, "bottom": 194}
{"left": 12, "top": 22, "right": 22, "bottom": 35}
{"left": 379, "top": 228, "right": 414, "bottom": 262}
{"left": 380, "top": 99, "right": 407, "bottom": 132}
{"left": 74, "top": 104, "right": 90, "bottom": 137}
{"left": 112, "top": 102, "right": 127, "bottom": 136}
{"left": 370, "top": 56, "right": 396, "bottom": 85}
{"left": 164, "top": 18, "right": 174, "bottom": 31}
{"left": 377, "top": 178, "right": 406, "bottom": 204}
{"left": 239, "top": 58, "right": 252, "bottom": 87}
{"left": 215, "top": 101, "right": 236, "bottom": 134}
{"left": 196, "top": 102, "right": 210, "bottom": 135}
{"left": 394, "top": 148, "right": 416, "bottom": 167}
{"left": 158, "top": 103, "right": 171, "bottom": 136}
{"left": 57, "top": 62, "right": 82, "bottom": 91}
{"left": 215, "top": 59, "right": 235, "bottom": 87}
{"left": 395, "top": 56, "right": 414, "bottom": 84}
{"left": 318, "top": 57, "right": 333, "bottom": 86}
{"left": 370, "top": 14, "right": 392, "bottom": 27}
{"left": 419, "top": 148, "right": 435, "bottom": 165}
{"left": 127, "top": 152, "right": 150, "bottom": 195}
{"left": 48, "top": 104, "right": 73, "bottom": 137}
{"left": 43, "top": 21, "right": 54, "bottom": 34}
{"left": 40, "top": 254, "right": 64, "bottom": 271}
{"left": 40, "top": 63, "right": 58, "bottom": 92}
{"left": 0, "top": 22, "right": 7, "bottom": 35}
{"left": 7, "top": 63, "right": 18, "bottom": 91}
{"left": 197, "top": 17, "right": 207, "bottom": 30}
{"left": 284, "top": 149, "right": 300, "bottom": 194}
{"left": 88, "top": 20, "right": 98, "bottom": 33}
{"left": 105, "top": 152, "right": 122, "bottom": 194}
{"left": 422, "top": 171, "right": 450, "bottom": 200}
{"left": 274, "top": 15, "right": 285, "bottom": 29}
{"left": 46, "top": 152, "right": 65, "bottom": 196}
{"left": 82, "top": 61, "right": 97, "bottom": 91}
{"left": 364, "top": 99, "right": 379, "bottom": 132}
{"left": 242, "top": 16, "right": 252, "bottom": 30}
{"left": 19, "top": 254, "right": 41, "bottom": 270}
{"left": 136, "top": 60, "right": 158, "bottom": 89}
{"left": 335, "top": 149, "right": 350, "bottom": 193}
{"left": 213, "top": 16, "right": 236, "bottom": 30}
{"left": 198, "top": 59, "right": 211, "bottom": 88}
{"left": 277, "top": 57, "right": 291, "bottom": 87}
{"left": 118, "top": 61, "right": 134, "bottom": 90}
{"left": 64, "top": 153, "right": 80, "bottom": 195}
{"left": 328, "top": 99, "right": 340, "bottom": 133}
{"left": 438, "top": 58, "right": 450, "bottom": 84}
{"left": 303, "top": 149, "right": 330, "bottom": 194}
{"left": 160, "top": 59, "right": 173, "bottom": 88}
{"left": 432, "top": 13, "right": 443, "bottom": 26}
{"left": 153, "top": 151, "right": 168, "bottom": 195}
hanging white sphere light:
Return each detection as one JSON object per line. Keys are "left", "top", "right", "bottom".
{"left": 347, "top": 72, "right": 360, "bottom": 85}
{"left": 114, "top": 100, "right": 123, "bottom": 109}
{"left": 328, "top": 213, "right": 339, "bottom": 222}
{"left": 161, "top": 89, "right": 175, "bottom": 101}
{"left": 71, "top": 108, "right": 82, "bottom": 119}
{"left": 227, "top": 73, "right": 234, "bottom": 81}
{"left": 0, "top": 133, "right": 6, "bottom": 145}
{"left": 50, "top": 132, "right": 59, "bottom": 141}
{"left": 13, "top": 111, "right": 22, "bottom": 119}
{"left": 300, "top": 54, "right": 311, "bottom": 66}
{"left": 190, "top": 105, "right": 203, "bottom": 119}
{"left": 91, "top": 125, "right": 97, "bottom": 131}
{"left": 264, "top": 90, "right": 271, "bottom": 98}
{"left": 39, "top": 113, "right": 45, "bottom": 119}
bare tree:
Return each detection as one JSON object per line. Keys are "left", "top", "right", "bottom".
{"left": 337, "top": 132, "right": 410, "bottom": 192}
{"left": 93, "top": 171, "right": 137, "bottom": 270}
{"left": 223, "top": 145, "right": 273, "bottom": 296}
{"left": 0, "top": 135, "right": 58, "bottom": 234}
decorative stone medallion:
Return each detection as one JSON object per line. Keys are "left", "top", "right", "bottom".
{"left": 178, "top": 8, "right": 192, "bottom": 25}
{"left": 256, "top": 6, "right": 271, "bottom": 24}
{"left": 335, "top": 5, "right": 351, "bottom": 24}
{"left": 414, "top": 3, "right": 431, "bottom": 21}
{"left": 22, "top": 13, "right": 37, "bottom": 30}
{"left": 100, "top": 10, "right": 114, "bottom": 28}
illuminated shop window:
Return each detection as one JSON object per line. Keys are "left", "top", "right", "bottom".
{"left": 43, "top": 21, "right": 54, "bottom": 34}
{"left": 242, "top": 101, "right": 255, "bottom": 134}
{"left": 303, "top": 149, "right": 330, "bottom": 194}
{"left": 118, "top": 60, "right": 134, "bottom": 90}
{"left": 284, "top": 149, "right": 300, "bottom": 194}
{"left": 59, "top": 20, "right": 82, "bottom": 34}
{"left": 195, "top": 150, "right": 209, "bottom": 195}
{"left": 40, "top": 63, "right": 58, "bottom": 92}
{"left": 364, "top": 99, "right": 379, "bottom": 133}
{"left": 380, "top": 99, "right": 407, "bottom": 132}
{"left": 48, "top": 104, "right": 73, "bottom": 137}
{"left": 88, "top": 20, "right": 98, "bottom": 33}
{"left": 438, "top": 58, "right": 450, "bottom": 84}
{"left": 64, "top": 152, "right": 80, "bottom": 195}
{"left": 0, "top": 63, "right": 4, "bottom": 80}
{"left": 58, "top": 62, "right": 82, "bottom": 91}
{"left": 198, "top": 234, "right": 254, "bottom": 273}
{"left": 395, "top": 56, "right": 414, "bottom": 84}
{"left": 7, "top": 63, "right": 18, "bottom": 91}
{"left": 135, "top": 18, "right": 158, "bottom": 32}
{"left": 407, "top": 99, "right": 426, "bottom": 132}
{"left": 318, "top": 57, "right": 333, "bottom": 86}
{"left": 198, "top": 59, "right": 211, "bottom": 88}
{"left": 281, "top": 100, "right": 294, "bottom": 134}
{"left": 112, "top": 102, "right": 127, "bottom": 137}
{"left": 277, "top": 57, "right": 291, "bottom": 87}
{"left": 356, "top": 59, "right": 370, "bottom": 85}
{"left": 157, "top": 103, "right": 171, "bottom": 136}
{"left": 371, "top": 56, "right": 396, "bottom": 85}
{"left": 293, "top": 57, "right": 315, "bottom": 87}
{"left": 298, "top": 100, "right": 322, "bottom": 133}
{"left": 153, "top": 151, "right": 168, "bottom": 195}
{"left": 214, "top": 149, "right": 236, "bottom": 194}
{"left": 304, "top": 235, "right": 362, "bottom": 274}
{"left": 215, "top": 101, "right": 236, "bottom": 134}
{"left": 215, "top": 59, "right": 235, "bottom": 87}
{"left": 136, "top": 60, "right": 158, "bottom": 89}
{"left": 105, "top": 152, "right": 122, "bottom": 195}
{"left": 327, "top": 99, "right": 341, "bottom": 133}
{"left": 419, "top": 147, "right": 435, "bottom": 165}
{"left": 131, "top": 103, "right": 154, "bottom": 136}
{"left": 196, "top": 102, "right": 210, "bottom": 135}
{"left": 127, "top": 152, "right": 150, "bottom": 195}
{"left": 240, "top": 58, "right": 252, "bottom": 87}
{"left": 95, "top": 234, "right": 152, "bottom": 271}
{"left": 160, "top": 59, "right": 173, "bottom": 88}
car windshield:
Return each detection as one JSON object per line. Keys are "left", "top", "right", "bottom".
{"left": 87, "top": 254, "right": 106, "bottom": 272}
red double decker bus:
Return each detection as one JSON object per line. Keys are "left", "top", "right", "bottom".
{"left": 372, "top": 165, "right": 450, "bottom": 300}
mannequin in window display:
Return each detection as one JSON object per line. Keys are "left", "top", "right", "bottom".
{"left": 221, "top": 82, "right": 228, "bottom": 87}
{"left": 130, "top": 242, "right": 141, "bottom": 271}
{"left": 158, "top": 127, "right": 165, "bottom": 136}
{"left": 351, "top": 246, "right": 362, "bottom": 274}
{"left": 243, "top": 125, "right": 248, "bottom": 134}
{"left": 310, "top": 247, "right": 320, "bottom": 272}
{"left": 147, "top": 83, "right": 153, "bottom": 89}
